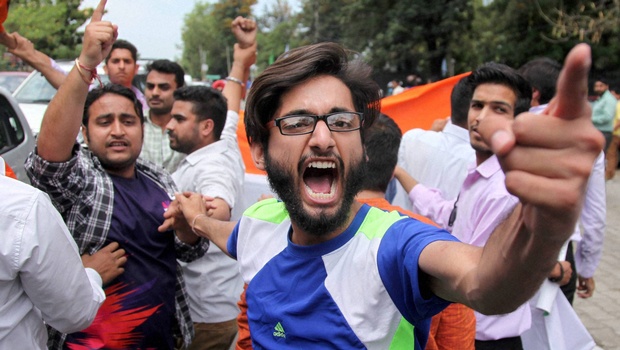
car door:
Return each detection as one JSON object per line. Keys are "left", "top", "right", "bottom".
{"left": 0, "top": 86, "right": 35, "bottom": 183}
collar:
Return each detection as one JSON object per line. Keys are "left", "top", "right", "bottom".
{"left": 474, "top": 155, "right": 502, "bottom": 179}
{"left": 443, "top": 121, "right": 470, "bottom": 142}
{"left": 182, "top": 139, "right": 226, "bottom": 166}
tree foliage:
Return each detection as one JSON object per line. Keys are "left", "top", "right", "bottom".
{"left": 5, "top": 0, "right": 92, "bottom": 59}
{"left": 287, "top": 0, "right": 474, "bottom": 83}
{"left": 178, "top": 0, "right": 619, "bottom": 82}
{"left": 180, "top": 0, "right": 256, "bottom": 80}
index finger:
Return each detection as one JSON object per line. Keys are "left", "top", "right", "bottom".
{"left": 91, "top": 0, "right": 107, "bottom": 23}
{"left": 544, "top": 43, "right": 591, "bottom": 121}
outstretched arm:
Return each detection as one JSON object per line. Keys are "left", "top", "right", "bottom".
{"left": 1, "top": 32, "right": 67, "bottom": 89}
{"left": 420, "top": 44, "right": 604, "bottom": 314}
{"left": 393, "top": 165, "right": 419, "bottom": 193}
{"left": 36, "top": 0, "right": 116, "bottom": 162}
{"left": 160, "top": 192, "right": 237, "bottom": 256}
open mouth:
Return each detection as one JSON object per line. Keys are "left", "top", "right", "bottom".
{"left": 108, "top": 140, "right": 128, "bottom": 148}
{"left": 303, "top": 161, "right": 337, "bottom": 200}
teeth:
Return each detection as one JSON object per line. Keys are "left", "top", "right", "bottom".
{"left": 305, "top": 181, "right": 336, "bottom": 199}
{"left": 308, "top": 161, "right": 336, "bottom": 169}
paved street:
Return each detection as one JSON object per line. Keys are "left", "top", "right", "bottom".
{"left": 574, "top": 175, "right": 620, "bottom": 350}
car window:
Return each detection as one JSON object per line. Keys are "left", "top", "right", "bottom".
{"left": 13, "top": 71, "right": 59, "bottom": 103}
{"left": 0, "top": 74, "right": 28, "bottom": 93}
{"left": 0, "top": 94, "right": 25, "bottom": 154}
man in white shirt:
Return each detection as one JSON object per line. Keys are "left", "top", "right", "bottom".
{"left": 165, "top": 17, "right": 256, "bottom": 350}
{"left": 0, "top": 158, "right": 107, "bottom": 349}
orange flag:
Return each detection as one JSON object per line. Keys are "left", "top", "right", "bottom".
{"left": 237, "top": 73, "right": 471, "bottom": 175}
{"left": 381, "top": 72, "right": 470, "bottom": 133}
{"left": 0, "top": 0, "right": 9, "bottom": 32}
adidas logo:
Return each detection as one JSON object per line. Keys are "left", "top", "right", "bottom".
{"left": 273, "top": 322, "right": 286, "bottom": 339}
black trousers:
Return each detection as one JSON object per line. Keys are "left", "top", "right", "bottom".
{"left": 561, "top": 241, "right": 577, "bottom": 304}
{"left": 475, "top": 336, "right": 523, "bottom": 350}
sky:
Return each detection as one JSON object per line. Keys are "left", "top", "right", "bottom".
{"left": 79, "top": 0, "right": 299, "bottom": 61}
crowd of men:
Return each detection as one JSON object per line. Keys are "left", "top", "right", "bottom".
{"left": 0, "top": 0, "right": 612, "bottom": 349}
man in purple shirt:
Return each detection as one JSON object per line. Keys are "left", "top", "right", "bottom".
{"left": 395, "top": 63, "right": 572, "bottom": 350}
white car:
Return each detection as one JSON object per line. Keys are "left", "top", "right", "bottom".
{"left": 12, "top": 59, "right": 149, "bottom": 136}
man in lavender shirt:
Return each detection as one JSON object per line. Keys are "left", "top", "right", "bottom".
{"left": 395, "top": 63, "right": 571, "bottom": 349}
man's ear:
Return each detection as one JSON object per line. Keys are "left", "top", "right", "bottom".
{"left": 532, "top": 88, "right": 541, "bottom": 106}
{"left": 81, "top": 125, "right": 89, "bottom": 145}
{"left": 200, "top": 119, "right": 215, "bottom": 138}
{"left": 251, "top": 142, "right": 266, "bottom": 171}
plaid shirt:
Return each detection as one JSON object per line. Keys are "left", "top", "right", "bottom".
{"left": 25, "top": 144, "right": 208, "bottom": 349}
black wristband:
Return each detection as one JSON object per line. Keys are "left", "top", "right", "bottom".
{"left": 548, "top": 262, "right": 564, "bottom": 283}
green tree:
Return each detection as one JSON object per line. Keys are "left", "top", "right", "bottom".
{"left": 4, "top": 0, "right": 92, "bottom": 59}
{"left": 292, "top": 0, "right": 474, "bottom": 82}
{"left": 180, "top": 0, "right": 256, "bottom": 80}
{"left": 254, "top": 0, "right": 303, "bottom": 72}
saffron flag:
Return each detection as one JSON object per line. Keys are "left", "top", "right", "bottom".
{"left": 237, "top": 72, "right": 470, "bottom": 175}
{"left": 0, "top": 0, "right": 9, "bottom": 32}
{"left": 381, "top": 72, "right": 470, "bottom": 132}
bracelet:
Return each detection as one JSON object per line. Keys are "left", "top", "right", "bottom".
{"left": 75, "top": 58, "right": 103, "bottom": 88}
{"left": 191, "top": 214, "right": 208, "bottom": 235}
{"left": 548, "top": 261, "right": 564, "bottom": 283}
{"left": 225, "top": 76, "right": 244, "bottom": 86}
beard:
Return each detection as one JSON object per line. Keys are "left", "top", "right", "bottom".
{"left": 264, "top": 149, "right": 367, "bottom": 237}
{"left": 167, "top": 129, "right": 198, "bottom": 155}
{"left": 148, "top": 101, "right": 173, "bottom": 115}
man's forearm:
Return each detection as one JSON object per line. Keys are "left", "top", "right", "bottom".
{"left": 468, "top": 204, "right": 570, "bottom": 314}
{"left": 191, "top": 214, "right": 237, "bottom": 257}
{"left": 25, "top": 55, "right": 67, "bottom": 89}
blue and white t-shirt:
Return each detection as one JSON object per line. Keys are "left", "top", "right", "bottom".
{"left": 228, "top": 199, "right": 458, "bottom": 349}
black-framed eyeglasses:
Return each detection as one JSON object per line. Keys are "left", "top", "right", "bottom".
{"left": 266, "top": 111, "right": 364, "bottom": 136}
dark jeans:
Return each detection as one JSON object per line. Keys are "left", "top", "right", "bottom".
{"left": 602, "top": 131, "right": 613, "bottom": 155}
{"left": 475, "top": 336, "right": 523, "bottom": 350}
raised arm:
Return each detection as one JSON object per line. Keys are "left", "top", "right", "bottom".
{"left": 36, "top": 0, "right": 116, "bottom": 162}
{"left": 420, "top": 44, "right": 604, "bottom": 314}
{"left": 222, "top": 16, "right": 257, "bottom": 113}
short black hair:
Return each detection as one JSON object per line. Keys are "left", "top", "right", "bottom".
{"left": 595, "top": 77, "right": 610, "bottom": 86}
{"left": 467, "top": 62, "right": 532, "bottom": 116}
{"left": 173, "top": 85, "right": 227, "bottom": 140}
{"left": 147, "top": 59, "right": 186, "bottom": 88}
{"left": 518, "top": 57, "right": 561, "bottom": 105}
{"left": 105, "top": 39, "right": 138, "bottom": 64}
{"left": 83, "top": 84, "right": 144, "bottom": 126}
{"left": 362, "top": 114, "right": 402, "bottom": 193}
{"left": 450, "top": 77, "right": 474, "bottom": 127}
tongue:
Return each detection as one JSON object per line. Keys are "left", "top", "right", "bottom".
{"left": 305, "top": 174, "right": 332, "bottom": 194}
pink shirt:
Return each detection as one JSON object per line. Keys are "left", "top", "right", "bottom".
{"left": 410, "top": 155, "right": 531, "bottom": 340}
